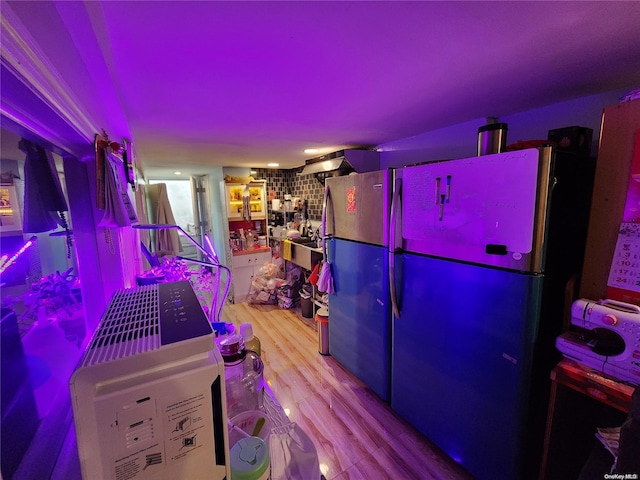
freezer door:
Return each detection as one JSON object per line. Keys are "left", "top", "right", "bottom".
{"left": 328, "top": 238, "right": 391, "bottom": 401}
{"left": 391, "top": 253, "right": 542, "bottom": 480}
{"left": 325, "top": 170, "right": 390, "bottom": 246}
{"left": 401, "top": 148, "right": 553, "bottom": 272}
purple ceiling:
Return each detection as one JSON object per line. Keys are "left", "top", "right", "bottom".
{"left": 5, "top": 1, "right": 640, "bottom": 174}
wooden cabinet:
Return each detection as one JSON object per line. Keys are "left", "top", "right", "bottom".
{"left": 231, "top": 249, "right": 272, "bottom": 303}
{"left": 579, "top": 99, "right": 640, "bottom": 301}
{"left": 222, "top": 179, "right": 272, "bottom": 303}
{"left": 225, "top": 181, "right": 267, "bottom": 220}
{"left": 539, "top": 359, "right": 633, "bottom": 479}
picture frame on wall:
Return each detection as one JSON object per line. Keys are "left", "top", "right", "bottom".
{"left": 0, "top": 184, "right": 23, "bottom": 233}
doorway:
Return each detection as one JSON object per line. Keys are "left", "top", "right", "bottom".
{"left": 147, "top": 176, "right": 217, "bottom": 262}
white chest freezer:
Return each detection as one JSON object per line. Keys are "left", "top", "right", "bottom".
{"left": 70, "top": 281, "right": 229, "bottom": 480}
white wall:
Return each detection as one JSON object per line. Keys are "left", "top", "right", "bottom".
{"left": 378, "top": 88, "right": 632, "bottom": 168}
{"left": 206, "top": 168, "right": 228, "bottom": 266}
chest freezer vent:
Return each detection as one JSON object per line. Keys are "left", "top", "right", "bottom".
{"left": 125, "top": 418, "right": 156, "bottom": 447}
{"left": 70, "top": 281, "right": 229, "bottom": 480}
{"left": 83, "top": 285, "right": 161, "bottom": 366}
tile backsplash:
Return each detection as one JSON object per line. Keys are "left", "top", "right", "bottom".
{"left": 253, "top": 167, "right": 325, "bottom": 221}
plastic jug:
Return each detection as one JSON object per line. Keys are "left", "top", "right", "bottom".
{"left": 219, "top": 334, "right": 264, "bottom": 416}
{"left": 240, "top": 323, "right": 262, "bottom": 356}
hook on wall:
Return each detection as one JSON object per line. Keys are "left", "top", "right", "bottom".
{"left": 94, "top": 128, "right": 122, "bottom": 153}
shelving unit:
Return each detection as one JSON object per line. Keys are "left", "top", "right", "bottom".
{"left": 310, "top": 284, "right": 328, "bottom": 318}
{"left": 223, "top": 180, "right": 272, "bottom": 303}
{"left": 283, "top": 242, "right": 325, "bottom": 318}
{"left": 225, "top": 181, "right": 267, "bottom": 220}
{"left": 539, "top": 359, "right": 633, "bottom": 479}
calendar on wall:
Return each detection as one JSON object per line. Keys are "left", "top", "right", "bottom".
{"left": 607, "top": 130, "right": 640, "bottom": 304}
{"left": 607, "top": 222, "right": 640, "bottom": 304}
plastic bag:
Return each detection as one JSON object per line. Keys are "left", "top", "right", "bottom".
{"left": 269, "top": 422, "right": 320, "bottom": 480}
{"left": 248, "top": 261, "right": 284, "bottom": 305}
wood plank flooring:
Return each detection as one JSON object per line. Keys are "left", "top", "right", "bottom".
{"left": 15, "top": 302, "right": 474, "bottom": 479}
{"left": 224, "top": 303, "right": 474, "bottom": 480}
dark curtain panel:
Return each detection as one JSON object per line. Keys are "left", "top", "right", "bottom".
{"left": 19, "top": 139, "right": 68, "bottom": 233}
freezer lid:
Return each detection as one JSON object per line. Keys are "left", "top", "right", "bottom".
{"left": 325, "top": 170, "right": 391, "bottom": 246}
{"left": 400, "top": 147, "right": 553, "bottom": 272}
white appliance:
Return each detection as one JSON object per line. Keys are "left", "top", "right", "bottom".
{"left": 70, "top": 281, "right": 230, "bottom": 480}
{"left": 556, "top": 298, "right": 640, "bottom": 385}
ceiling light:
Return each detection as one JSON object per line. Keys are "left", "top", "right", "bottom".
{"left": 267, "top": 163, "right": 279, "bottom": 167}
{"left": 174, "top": 171, "right": 182, "bottom": 175}
{"left": 304, "top": 148, "right": 319, "bottom": 154}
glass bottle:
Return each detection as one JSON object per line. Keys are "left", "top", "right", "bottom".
{"left": 239, "top": 228, "right": 247, "bottom": 251}
{"left": 246, "top": 229, "right": 255, "bottom": 249}
{"left": 240, "top": 323, "right": 261, "bottom": 356}
{"left": 219, "top": 334, "right": 264, "bottom": 416}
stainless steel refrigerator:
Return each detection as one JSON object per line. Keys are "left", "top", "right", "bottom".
{"left": 325, "top": 170, "right": 392, "bottom": 401}
{"left": 390, "top": 146, "right": 594, "bottom": 479}
{"left": 326, "top": 147, "right": 594, "bottom": 479}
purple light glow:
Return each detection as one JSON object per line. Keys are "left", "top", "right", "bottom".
{"left": 0, "top": 236, "right": 37, "bottom": 275}
{"left": 203, "top": 233, "right": 218, "bottom": 263}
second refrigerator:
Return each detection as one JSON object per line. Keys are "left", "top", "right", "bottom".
{"left": 325, "top": 170, "right": 392, "bottom": 401}
{"left": 326, "top": 146, "right": 595, "bottom": 479}
{"left": 389, "top": 146, "right": 592, "bottom": 480}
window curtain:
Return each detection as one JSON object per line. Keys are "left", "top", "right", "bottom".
{"left": 145, "top": 183, "right": 182, "bottom": 257}
{"left": 19, "top": 139, "right": 68, "bottom": 233}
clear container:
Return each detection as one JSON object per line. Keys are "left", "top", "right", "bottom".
{"left": 240, "top": 323, "right": 261, "bottom": 356}
{"left": 246, "top": 229, "right": 255, "bottom": 249}
{"left": 229, "top": 410, "right": 272, "bottom": 446}
{"left": 230, "top": 436, "right": 270, "bottom": 480}
{"left": 219, "top": 334, "right": 264, "bottom": 416}
{"left": 229, "top": 231, "right": 240, "bottom": 251}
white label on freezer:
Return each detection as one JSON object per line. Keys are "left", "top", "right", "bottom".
{"left": 402, "top": 150, "right": 540, "bottom": 257}
{"left": 113, "top": 442, "right": 163, "bottom": 480}
{"left": 163, "top": 393, "right": 210, "bottom": 465}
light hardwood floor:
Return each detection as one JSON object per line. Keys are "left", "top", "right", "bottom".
{"left": 16, "top": 302, "right": 474, "bottom": 479}
{"left": 223, "top": 303, "right": 474, "bottom": 480}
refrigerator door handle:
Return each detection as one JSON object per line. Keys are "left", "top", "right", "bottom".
{"left": 389, "top": 175, "right": 401, "bottom": 318}
{"left": 321, "top": 183, "right": 332, "bottom": 258}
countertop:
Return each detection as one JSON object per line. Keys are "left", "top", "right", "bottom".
{"left": 232, "top": 246, "right": 271, "bottom": 256}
